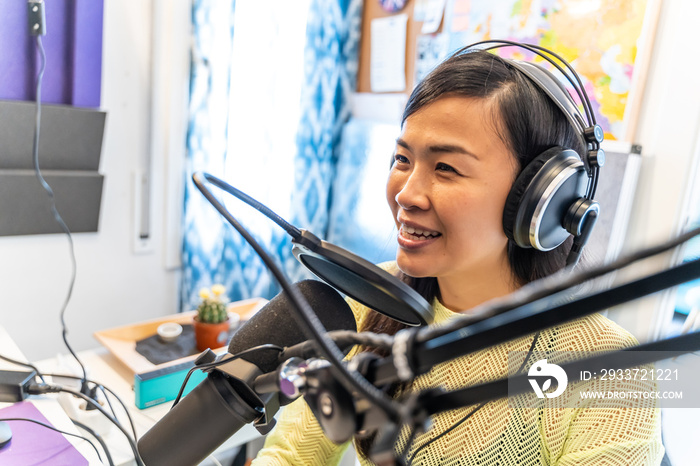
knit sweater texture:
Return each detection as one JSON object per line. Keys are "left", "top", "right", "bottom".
{"left": 253, "top": 272, "right": 663, "bottom": 465}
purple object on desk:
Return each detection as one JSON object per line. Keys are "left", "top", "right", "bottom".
{"left": 0, "top": 401, "right": 88, "bottom": 465}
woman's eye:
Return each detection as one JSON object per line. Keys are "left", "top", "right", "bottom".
{"left": 393, "top": 154, "right": 409, "bottom": 165}
{"left": 436, "top": 162, "right": 457, "bottom": 173}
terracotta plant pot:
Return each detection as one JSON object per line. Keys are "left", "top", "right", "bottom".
{"left": 192, "top": 317, "right": 230, "bottom": 352}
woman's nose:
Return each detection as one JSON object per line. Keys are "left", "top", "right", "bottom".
{"left": 395, "top": 171, "right": 431, "bottom": 211}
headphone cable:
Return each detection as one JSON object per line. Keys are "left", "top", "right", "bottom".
{"left": 0, "top": 417, "right": 103, "bottom": 463}
{"left": 405, "top": 332, "right": 541, "bottom": 465}
{"left": 32, "top": 36, "right": 87, "bottom": 388}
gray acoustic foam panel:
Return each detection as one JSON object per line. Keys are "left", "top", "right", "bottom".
{"left": 0, "top": 100, "right": 106, "bottom": 171}
{"left": 0, "top": 100, "right": 106, "bottom": 236}
{"left": 0, "top": 170, "right": 104, "bottom": 236}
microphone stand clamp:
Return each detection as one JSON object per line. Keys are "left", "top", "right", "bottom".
{"left": 194, "top": 349, "right": 280, "bottom": 435}
{"left": 302, "top": 360, "right": 358, "bottom": 444}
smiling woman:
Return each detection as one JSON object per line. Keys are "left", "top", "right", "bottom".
{"left": 252, "top": 44, "right": 664, "bottom": 466}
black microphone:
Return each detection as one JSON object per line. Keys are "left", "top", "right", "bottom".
{"left": 136, "top": 280, "right": 356, "bottom": 466}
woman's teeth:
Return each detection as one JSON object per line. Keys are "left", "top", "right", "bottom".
{"left": 402, "top": 226, "right": 440, "bottom": 240}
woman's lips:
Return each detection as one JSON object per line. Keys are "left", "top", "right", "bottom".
{"left": 397, "top": 224, "right": 441, "bottom": 249}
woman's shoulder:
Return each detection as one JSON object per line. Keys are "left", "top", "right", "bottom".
{"left": 376, "top": 260, "right": 399, "bottom": 274}
{"left": 541, "top": 313, "right": 639, "bottom": 353}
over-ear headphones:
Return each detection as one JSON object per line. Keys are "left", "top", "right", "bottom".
{"left": 454, "top": 40, "right": 604, "bottom": 264}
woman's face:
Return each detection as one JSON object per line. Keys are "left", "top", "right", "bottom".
{"left": 387, "top": 95, "right": 518, "bottom": 285}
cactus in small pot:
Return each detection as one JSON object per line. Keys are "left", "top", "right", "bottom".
{"left": 196, "top": 284, "right": 229, "bottom": 324}
{"left": 193, "top": 284, "right": 230, "bottom": 351}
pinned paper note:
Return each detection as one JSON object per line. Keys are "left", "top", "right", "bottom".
{"left": 451, "top": 0, "right": 471, "bottom": 32}
{"left": 420, "top": 0, "right": 446, "bottom": 34}
{"left": 414, "top": 0, "right": 429, "bottom": 21}
{"left": 370, "top": 14, "right": 408, "bottom": 93}
{"left": 415, "top": 33, "right": 449, "bottom": 84}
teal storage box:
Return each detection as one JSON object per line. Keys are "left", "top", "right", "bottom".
{"left": 134, "top": 360, "right": 208, "bottom": 409}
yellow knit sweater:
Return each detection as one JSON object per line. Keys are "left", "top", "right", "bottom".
{"left": 253, "top": 284, "right": 664, "bottom": 465}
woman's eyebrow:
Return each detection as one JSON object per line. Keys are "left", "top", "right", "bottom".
{"left": 396, "top": 138, "right": 411, "bottom": 151}
{"left": 396, "top": 138, "right": 480, "bottom": 160}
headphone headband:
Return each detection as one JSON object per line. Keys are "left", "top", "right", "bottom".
{"left": 461, "top": 40, "right": 596, "bottom": 126}
{"left": 453, "top": 41, "right": 605, "bottom": 171}
{"left": 507, "top": 60, "right": 587, "bottom": 136}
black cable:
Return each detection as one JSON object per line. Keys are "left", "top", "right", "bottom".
{"left": 193, "top": 171, "right": 402, "bottom": 421}
{"left": 204, "top": 174, "right": 302, "bottom": 240}
{"left": 72, "top": 418, "right": 115, "bottom": 466}
{"left": 279, "top": 330, "right": 394, "bottom": 361}
{"left": 47, "top": 373, "right": 137, "bottom": 441}
{"left": 0, "top": 417, "right": 102, "bottom": 462}
{"left": 59, "top": 387, "right": 143, "bottom": 466}
{"left": 397, "top": 420, "right": 420, "bottom": 463}
{"left": 405, "top": 404, "right": 484, "bottom": 465}
{"left": 170, "top": 343, "right": 284, "bottom": 407}
{"left": 404, "top": 332, "right": 541, "bottom": 465}
{"left": 42, "top": 372, "right": 139, "bottom": 442}
{"left": 27, "top": 384, "right": 144, "bottom": 466}
{"left": 588, "top": 162, "right": 600, "bottom": 200}
{"left": 94, "top": 383, "right": 138, "bottom": 442}
{"left": 96, "top": 384, "right": 120, "bottom": 426}
{"left": 8, "top": 366, "right": 137, "bottom": 444}
{"left": 31, "top": 35, "right": 86, "bottom": 388}
{"left": 0, "top": 353, "right": 47, "bottom": 384}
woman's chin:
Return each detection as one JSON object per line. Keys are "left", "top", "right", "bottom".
{"left": 396, "top": 256, "right": 433, "bottom": 279}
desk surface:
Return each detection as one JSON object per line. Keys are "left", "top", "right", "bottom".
{"left": 1, "top": 326, "right": 264, "bottom": 466}
{"left": 0, "top": 326, "right": 102, "bottom": 464}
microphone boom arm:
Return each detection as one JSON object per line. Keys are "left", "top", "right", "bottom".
{"left": 191, "top": 171, "right": 401, "bottom": 419}
{"left": 368, "top": 256, "right": 700, "bottom": 386}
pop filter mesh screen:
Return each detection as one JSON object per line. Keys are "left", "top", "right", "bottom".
{"left": 298, "top": 254, "right": 421, "bottom": 325}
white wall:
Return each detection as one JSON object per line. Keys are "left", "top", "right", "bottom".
{"left": 0, "top": 0, "right": 190, "bottom": 362}
{"left": 607, "top": 0, "right": 700, "bottom": 341}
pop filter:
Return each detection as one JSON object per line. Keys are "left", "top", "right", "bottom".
{"left": 292, "top": 229, "right": 433, "bottom": 326}
{"left": 192, "top": 172, "right": 434, "bottom": 326}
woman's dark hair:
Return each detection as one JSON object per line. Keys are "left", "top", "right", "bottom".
{"left": 354, "top": 50, "right": 587, "bottom": 459}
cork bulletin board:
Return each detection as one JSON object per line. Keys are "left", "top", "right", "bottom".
{"left": 358, "top": 0, "right": 443, "bottom": 94}
{"left": 356, "top": 0, "right": 661, "bottom": 142}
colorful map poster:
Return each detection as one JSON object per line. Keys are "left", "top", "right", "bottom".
{"left": 445, "top": 0, "right": 661, "bottom": 141}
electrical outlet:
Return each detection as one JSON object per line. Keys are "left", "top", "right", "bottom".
{"left": 132, "top": 170, "right": 154, "bottom": 254}
{"left": 28, "top": 1, "right": 46, "bottom": 36}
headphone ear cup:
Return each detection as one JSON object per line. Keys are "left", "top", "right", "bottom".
{"left": 503, "top": 147, "right": 588, "bottom": 251}
{"left": 503, "top": 147, "right": 563, "bottom": 245}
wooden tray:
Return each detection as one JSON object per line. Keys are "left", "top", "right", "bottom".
{"left": 93, "top": 298, "right": 267, "bottom": 374}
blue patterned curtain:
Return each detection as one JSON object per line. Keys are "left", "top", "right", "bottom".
{"left": 181, "top": 0, "right": 364, "bottom": 310}
{"left": 181, "top": 0, "right": 237, "bottom": 311}
{"left": 326, "top": 118, "right": 400, "bottom": 264}
{"left": 282, "top": 0, "right": 365, "bottom": 283}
